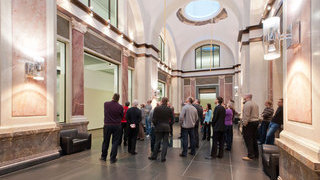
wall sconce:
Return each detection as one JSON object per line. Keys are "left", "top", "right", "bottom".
{"left": 234, "top": 86, "right": 239, "bottom": 97}
{"left": 25, "top": 57, "right": 44, "bottom": 81}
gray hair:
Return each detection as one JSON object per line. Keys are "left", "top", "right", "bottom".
{"left": 245, "top": 94, "right": 253, "bottom": 100}
{"left": 132, "top": 99, "right": 139, "bottom": 107}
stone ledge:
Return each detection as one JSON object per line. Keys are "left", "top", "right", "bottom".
{"left": 59, "top": 121, "right": 89, "bottom": 133}
{"left": 0, "top": 127, "right": 60, "bottom": 139}
{"left": 276, "top": 138, "right": 320, "bottom": 172}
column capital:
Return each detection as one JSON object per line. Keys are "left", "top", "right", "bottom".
{"left": 123, "top": 48, "right": 131, "bottom": 57}
{"left": 71, "top": 18, "right": 87, "bottom": 34}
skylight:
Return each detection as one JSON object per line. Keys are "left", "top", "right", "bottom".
{"left": 184, "top": 0, "right": 221, "bottom": 21}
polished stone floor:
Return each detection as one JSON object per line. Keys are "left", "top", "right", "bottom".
{"left": 1, "top": 124, "right": 269, "bottom": 180}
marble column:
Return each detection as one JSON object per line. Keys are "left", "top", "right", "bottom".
{"left": 219, "top": 76, "right": 225, "bottom": 98}
{"left": 190, "top": 78, "right": 196, "bottom": 99}
{"left": 71, "top": 18, "right": 87, "bottom": 117}
{"left": 121, "top": 49, "right": 129, "bottom": 105}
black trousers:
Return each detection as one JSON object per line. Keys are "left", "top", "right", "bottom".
{"left": 243, "top": 121, "right": 259, "bottom": 158}
{"left": 203, "top": 122, "right": 211, "bottom": 140}
{"left": 101, "top": 125, "right": 121, "bottom": 161}
{"left": 151, "top": 132, "right": 169, "bottom": 160}
{"left": 194, "top": 122, "right": 199, "bottom": 147}
{"left": 211, "top": 131, "right": 224, "bottom": 157}
{"left": 119, "top": 123, "right": 128, "bottom": 145}
{"left": 224, "top": 125, "right": 233, "bottom": 150}
{"left": 128, "top": 126, "right": 139, "bottom": 153}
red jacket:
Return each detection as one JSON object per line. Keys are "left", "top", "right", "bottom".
{"left": 121, "top": 106, "right": 129, "bottom": 123}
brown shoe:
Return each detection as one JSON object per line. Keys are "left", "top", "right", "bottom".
{"left": 242, "top": 156, "right": 253, "bottom": 161}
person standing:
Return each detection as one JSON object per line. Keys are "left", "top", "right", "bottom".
{"left": 137, "top": 104, "right": 146, "bottom": 141}
{"left": 224, "top": 103, "right": 234, "bottom": 151}
{"left": 242, "top": 94, "right": 260, "bottom": 161}
{"left": 100, "top": 93, "right": 124, "bottom": 164}
{"left": 259, "top": 101, "right": 274, "bottom": 144}
{"left": 148, "top": 103, "right": 159, "bottom": 152}
{"left": 126, "top": 100, "right": 142, "bottom": 155}
{"left": 265, "top": 98, "right": 283, "bottom": 145}
{"left": 168, "top": 103, "right": 175, "bottom": 137}
{"left": 179, "top": 97, "right": 198, "bottom": 157}
{"left": 202, "top": 103, "right": 212, "bottom": 141}
{"left": 207, "top": 97, "right": 226, "bottom": 159}
{"left": 148, "top": 97, "right": 174, "bottom": 162}
{"left": 119, "top": 101, "right": 130, "bottom": 146}
{"left": 193, "top": 99, "right": 203, "bottom": 148}
{"left": 145, "top": 100, "right": 153, "bottom": 137}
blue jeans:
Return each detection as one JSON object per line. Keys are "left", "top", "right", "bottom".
{"left": 265, "top": 122, "right": 280, "bottom": 145}
{"left": 181, "top": 128, "right": 195, "bottom": 155}
{"left": 145, "top": 116, "right": 151, "bottom": 135}
{"left": 259, "top": 121, "right": 270, "bottom": 144}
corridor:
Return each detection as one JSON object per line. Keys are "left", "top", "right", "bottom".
{"left": 2, "top": 125, "right": 268, "bottom": 180}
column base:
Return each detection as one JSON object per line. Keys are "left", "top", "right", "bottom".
{"left": 0, "top": 127, "right": 61, "bottom": 176}
{"left": 276, "top": 138, "right": 320, "bottom": 180}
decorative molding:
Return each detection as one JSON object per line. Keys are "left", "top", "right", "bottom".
{"left": 71, "top": 17, "right": 87, "bottom": 33}
{"left": 123, "top": 48, "right": 131, "bottom": 57}
{"left": 237, "top": 24, "right": 263, "bottom": 42}
{"left": 176, "top": 8, "right": 228, "bottom": 26}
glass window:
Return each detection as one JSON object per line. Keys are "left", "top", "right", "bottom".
{"left": 199, "top": 88, "right": 217, "bottom": 109}
{"left": 78, "top": 0, "right": 118, "bottom": 27}
{"left": 195, "top": 44, "right": 220, "bottom": 69}
{"left": 57, "top": 41, "right": 66, "bottom": 123}
{"left": 159, "top": 36, "right": 166, "bottom": 62}
{"left": 128, "top": 69, "right": 133, "bottom": 104}
{"left": 158, "top": 81, "right": 166, "bottom": 101}
{"left": 84, "top": 53, "right": 119, "bottom": 130}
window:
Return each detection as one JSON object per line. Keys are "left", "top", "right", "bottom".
{"left": 56, "top": 41, "right": 66, "bottom": 123}
{"left": 157, "top": 81, "right": 166, "bottom": 101}
{"left": 84, "top": 53, "right": 119, "bottom": 130}
{"left": 79, "top": 0, "right": 118, "bottom": 27}
{"left": 195, "top": 44, "right": 220, "bottom": 69}
{"left": 159, "top": 36, "right": 166, "bottom": 62}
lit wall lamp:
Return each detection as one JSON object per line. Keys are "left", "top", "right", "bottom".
{"left": 25, "top": 57, "right": 45, "bottom": 81}
{"left": 262, "top": 16, "right": 293, "bottom": 60}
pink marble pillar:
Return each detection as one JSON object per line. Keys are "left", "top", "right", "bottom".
{"left": 121, "top": 51, "right": 129, "bottom": 105}
{"left": 190, "top": 78, "right": 196, "bottom": 99}
{"left": 71, "top": 19, "right": 87, "bottom": 116}
{"left": 224, "top": 83, "right": 233, "bottom": 104}
{"left": 219, "top": 76, "right": 225, "bottom": 99}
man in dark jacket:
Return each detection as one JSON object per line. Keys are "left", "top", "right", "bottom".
{"left": 149, "top": 97, "right": 174, "bottom": 162}
{"left": 126, "top": 100, "right": 142, "bottom": 155}
{"left": 101, "top": 93, "right": 124, "bottom": 164}
{"left": 193, "top": 99, "right": 203, "bottom": 148}
{"left": 207, "top": 96, "right": 226, "bottom": 159}
{"left": 265, "top": 98, "right": 283, "bottom": 145}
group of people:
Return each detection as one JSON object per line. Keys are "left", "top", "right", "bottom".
{"left": 100, "top": 92, "right": 283, "bottom": 164}
{"left": 241, "top": 94, "right": 283, "bottom": 161}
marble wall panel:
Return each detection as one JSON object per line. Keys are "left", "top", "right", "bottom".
{"left": 184, "top": 85, "right": 191, "bottom": 100}
{"left": 190, "top": 78, "right": 196, "bottom": 99}
{"left": 11, "top": 0, "right": 47, "bottom": 116}
{"left": 219, "top": 77, "right": 225, "bottom": 98}
{"left": 225, "top": 83, "right": 233, "bottom": 104}
{"left": 286, "top": 0, "right": 312, "bottom": 124}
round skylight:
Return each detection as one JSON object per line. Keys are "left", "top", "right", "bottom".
{"left": 184, "top": 0, "right": 221, "bottom": 21}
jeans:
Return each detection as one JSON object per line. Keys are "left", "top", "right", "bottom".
{"left": 181, "top": 128, "right": 195, "bottom": 156}
{"left": 101, "top": 125, "right": 121, "bottom": 161}
{"left": 151, "top": 132, "right": 169, "bottom": 160}
{"left": 224, "top": 125, "right": 233, "bottom": 150}
{"left": 119, "top": 123, "right": 128, "bottom": 145}
{"left": 259, "top": 121, "right": 270, "bottom": 144}
{"left": 265, "top": 122, "right": 280, "bottom": 145}
{"left": 202, "top": 122, "right": 211, "bottom": 140}
{"left": 211, "top": 131, "right": 225, "bottom": 157}
{"left": 128, "top": 126, "right": 139, "bottom": 153}
{"left": 145, "top": 116, "right": 151, "bottom": 135}
{"left": 242, "top": 121, "right": 259, "bottom": 159}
